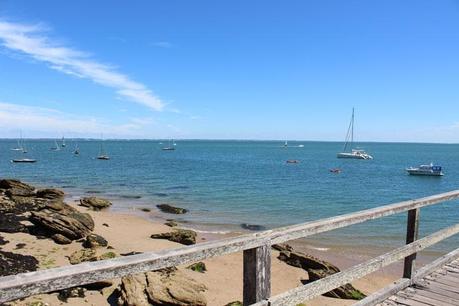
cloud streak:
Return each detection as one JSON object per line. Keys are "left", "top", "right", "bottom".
{"left": 0, "top": 20, "right": 164, "bottom": 111}
{"left": 0, "top": 101, "right": 155, "bottom": 137}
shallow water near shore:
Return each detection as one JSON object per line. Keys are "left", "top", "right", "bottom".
{"left": 2, "top": 139, "right": 458, "bottom": 253}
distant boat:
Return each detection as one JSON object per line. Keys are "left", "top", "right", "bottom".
{"left": 73, "top": 144, "right": 80, "bottom": 155}
{"left": 283, "top": 141, "right": 288, "bottom": 148}
{"left": 11, "top": 158, "right": 37, "bottom": 163}
{"left": 97, "top": 138, "right": 110, "bottom": 160}
{"left": 286, "top": 159, "right": 299, "bottom": 164}
{"left": 50, "top": 140, "right": 61, "bottom": 151}
{"left": 162, "top": 139, "right": 176, "bottom": 151}
{"left": 337, "top": 108, "right": 373, "bottom": 160}
{"left": 406, "top": 163, "right": 443, "bottom": 176}
{"left": 11, "top": 131, "right": 24, "bottom": 151}
{"left": 61, "top": 136, "right": 66, "bottom": 147}
{"left": 298, "top": 144, "right": 304, "bottom": 148}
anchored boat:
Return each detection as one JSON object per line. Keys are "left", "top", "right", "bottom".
{"left": 406, "top": 163, "right": 443, "bottom": 176}
{"left": 337, "top": 108, "right": 373, "bottom": 160}
{"left": 11, "top": 159, "right": 37, "bottom": 163}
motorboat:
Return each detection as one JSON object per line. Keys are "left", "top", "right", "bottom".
{"left": 406, "top": 163, "right": 443, "bottom": 176}
{"left": 11, "top": 159, "right": 37, "bottom": 163}
{"left": 286, "top": 159, "right": 299, "bottom": 164}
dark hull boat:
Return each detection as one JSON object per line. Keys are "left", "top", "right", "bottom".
{"left": 11, "top": 159, "right": 37, "bottom": 163}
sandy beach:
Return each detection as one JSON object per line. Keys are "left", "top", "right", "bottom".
{"left": 0, "top": 181, "right": 412, "bottom": 306}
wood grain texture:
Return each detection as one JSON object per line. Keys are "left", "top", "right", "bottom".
{"left": 243, "top": 245, "right": 271, "bottom": 305}
{"left": 403, "top": 208, "right": 420, "bottom": 279}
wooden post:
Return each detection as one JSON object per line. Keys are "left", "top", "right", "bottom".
{"left": 403, "top": 208, "right": 419, "bottom": 278}
{"left": 243, "top": 244, "right": 271, "bottom": 305}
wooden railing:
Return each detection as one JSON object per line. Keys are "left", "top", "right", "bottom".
{"left": 1, "top": 190, "right": 459, "bottom": 305}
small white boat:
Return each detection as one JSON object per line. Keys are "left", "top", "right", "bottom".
{"left": 61, "top": 136, "right": 66, "bottom": 147}
{"left": 97, "top": 138, "right": 110, "bottom": 160}
{"left": 406, "top": 163, "right": 443, "bottom": 176}
{"left": 11, "top": 131, "right": 25, "bottom": 151}
{"left": 283, "top": 141, "right": 288, "bottom": 148}
{"left": 162, "top": 139, "right": 176, "bottom": 151}
{"left": 50, "top": 140, "right": 61, "bottom": 151}
{"left": 337, "top": 108, "right": 373, "bottom": 160}
{"left": 11, "top": 158, "right": 37, "bottom": 163}
{"left": 73, "top": 144, "right": 80, "bottom": 155}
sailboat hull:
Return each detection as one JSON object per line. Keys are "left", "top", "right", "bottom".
{"left": 337, "top": 152, "right": 373, "bottom": 160}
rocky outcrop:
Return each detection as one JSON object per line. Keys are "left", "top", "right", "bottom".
{"left": 118, "top": 268, "right": 207, "bottom": 306}
{"left": 36, "top": 188, "right": 65, "bottom": 200}
{"left": 151, "top": 229, "right": 197, "bottom": 245}
{"left": 156, "top": 204, "right": 188, "bottom": 214}
{"left": 164, "top": 220, "right": 178, "bottom": 227}
{"left": 273, "top": 244, "right": 365, "bottom": 300}
{"left": 30, "top": 203, "right": 94, "bottom": 240}
{"left": 68, "top": 249, "right": 98, "bottom": 265}
{"left": 83, "top": 234, "right": 108, "bottom": 248}
{"left": 79, "top": 197, "right": 112, "bottom": 210}
{"left": 0, "top": 250, "right": 39, "bottom": 276}
{"left": 0, "top": 179, "right": 35, "bottom": 197}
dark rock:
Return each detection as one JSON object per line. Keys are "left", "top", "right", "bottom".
{"left": 102, "top": 223, "right": 109, "bottom": 227}
{"left": 154, "top": 193, "right": 169, "bottom": 197}
{"left": 79, "top": 197, "right": 112, "bottom": 210}
{"left": 120, "top": 195, "right": 142, "bottom": 199}
{"left": 36, "top": 188, "right": 65, "bottom": 200}
{"left": 52, "top": 233, "right": 72, "bottom": 245}
{"left": 14, "top": 243, "right": 26, "bottom": 250}
{"left": 187, "top": 262, "right": 207, "bottom": 273}
{"left": 58, "top": 287, "right": 86, "bottom": 302}
{"left": 140, "top": 207, "right": 151, "bottom": 212}
{"left": 0, "top": 250, "right": 39, "bottom": 276}
{"left": 165, "top": 220, "right": 178, "bottom": 227}
{"left": 0, "top": 235, "right": 8, "bottom": 246}
{"left": 273, "top": 244, "right": 365, "bottom": 300}
{"left": 120, "top": 251, "right": 143, "bottom": 256}
{"left": 83, "top": 280, "right": 113, "bottom": 291}
{"left": 29, "top": 203, "right": 94, "bottom": 240}
{"left": 0, "top": 213, "right": 28, "bottom": 233}
{"left": 151, "top": 229, "right": 197, "bottom": 245}
{"left": 241, "top": 223, "right": 266, "bottom": 231}
{"left": 83, "top": 234, "right": 108, "bottom": 248}
{"left": 156, "top": 204, "right": 188, "bottom": 214}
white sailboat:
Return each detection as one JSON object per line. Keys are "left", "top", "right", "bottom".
{"left": 337, "top": 108, "right": 373, "bottom": 160}
{"left": 283, "top": 141, "right": 288, "bottom": 148}
{"left": 162, "top": 139, "right": 176, "bottom": 151}
{"left": 97, "top": 138, "right": 110, "bottom": 160}
{"left": 50, "top": 139, "right": 61, "bottom": 151}
{"left": 61, "top": 136, "right": 66, "bottom": 147}
{"left": 11, "top": 131, "right": 24, "bottom": 151}
{"left": 73, "top": 143, "right": 80, "bottom": 155}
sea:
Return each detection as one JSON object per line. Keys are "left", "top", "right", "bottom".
{"left": 1, "top": 139, "right": 458, "bottom": 255}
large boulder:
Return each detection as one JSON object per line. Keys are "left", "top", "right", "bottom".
{"left": 29, "top": 203, "right": 94, "bottom": 240}
{"left": 273, "top": 244, "right": 365, "bottom": 300}
{"left": 79, "top": 197, "right": 112, "bottom": 210}
{"left": 156, "top": 204, "right": 188, "bottom": 214}
{"left": 118, "top": 268, "right": 207, "bottom": 306}
{"left": 0, "top": 214, "right": 28, "bottom": 233}
{"left": 151, "top": 229, "right": 197, "bottom": 245}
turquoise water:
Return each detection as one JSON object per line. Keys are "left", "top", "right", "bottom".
{"left": 1, "top": 140, "right": 458, "bottom": 251}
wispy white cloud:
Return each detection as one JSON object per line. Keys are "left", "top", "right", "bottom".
{"left": 0, "top": 20, "right": 164, "bottom": 111}
{"left": 0, "top": 101, "right": 155, "bottom": 137}
{"left": 152, "top": 41, "right": 172, "bottom": 48}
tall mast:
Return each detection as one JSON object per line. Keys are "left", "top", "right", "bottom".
{"left": 351, "top": 107, "right": 354, "bottom": 147}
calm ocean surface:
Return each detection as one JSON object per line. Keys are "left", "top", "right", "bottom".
{"left": 1, "top": 140, "right": 458, "bottom": 252}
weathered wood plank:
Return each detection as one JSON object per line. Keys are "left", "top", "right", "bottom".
{"left": 403, "top": 209, "right": 420, "bottom": 279}
{"left": 0, "top": 190, "right": 458, "bottom": 303}
{"left": 266, "top": 224, "right": 459, "bottom": 306}
{"left": 416, "top": 284, "right": 459, "bottom": 300}
{"left": 417, "top": 280, "right": 459, "bottom": 295}
{"left": 243, "top": 245, "right": 271, "bottom": 305}
{"left": 404, "top": 287, "right": 459, "bottom": 305}
{"left": 354, "top": 279, "right": 411, "bottom": 306}
{"left": 413, "top": 248, "right": 459, "bottom": 282}
{"left": 389, "top": 295, "right": 431, "bottom": 306}
{"left": 397, "top": 290, "right": 456, "bottom": 306}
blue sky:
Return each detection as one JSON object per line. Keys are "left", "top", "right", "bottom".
{"left": 0, "top": 0, "right": 459, "bottom": 142}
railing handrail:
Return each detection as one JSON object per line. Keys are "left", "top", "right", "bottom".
{"left": 1, "top": 190, "right": 459, "bottom": 304}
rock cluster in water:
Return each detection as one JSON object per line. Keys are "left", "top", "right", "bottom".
{"left": 273, "top": 244, "right": 366, "bottom": 300}
{"left": 79, "top": 196, "right": 112, "bottom": 210}
{"left": 156, "top": 204, "right": 188, "bottom": 214}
